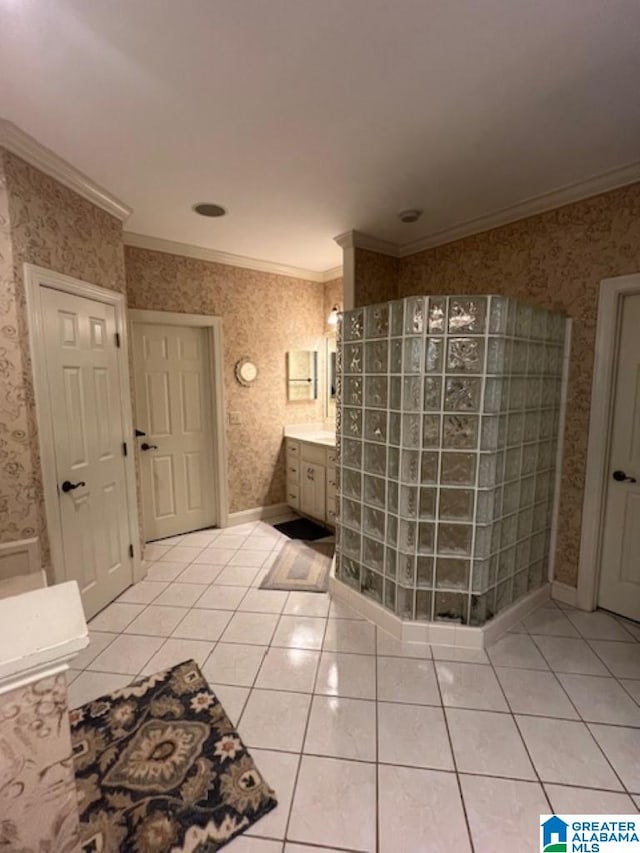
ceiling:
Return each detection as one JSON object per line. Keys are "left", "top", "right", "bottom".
{"left": 1, "top": 0, "right": 639, "bottom": 273}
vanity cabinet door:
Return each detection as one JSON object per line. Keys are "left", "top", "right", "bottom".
{"left": 300, "top": 462, "right": 326, "bottom": 522}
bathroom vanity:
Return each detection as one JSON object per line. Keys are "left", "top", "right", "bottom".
{"left": 284, "top": 427, "right": 336, "bottom": 527}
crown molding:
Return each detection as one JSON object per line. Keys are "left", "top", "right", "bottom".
{"left": 124, "top": 231, "right": 342, "bottom": 283}
{"left": 335, "top": 161, "right": 640, "bottom": 261}
{"left": 398, "top": 160, "right": 640, "bottom": 257}
{"left": 0, "top": 119, "right": 132, "bottom": 221}
{"left": 321, "top": 265, "right": 343, "bottom": 282}
{"left": 334, "top": 229, "right": 399, "bottom": 256}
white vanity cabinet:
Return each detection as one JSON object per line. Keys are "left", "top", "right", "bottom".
{"left": 301, "top": 460, "right": 326, "bottom": 520}
{"left": 285, "top": 436, "right": 336, "bottom": 526}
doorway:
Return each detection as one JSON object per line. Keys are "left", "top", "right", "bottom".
{"left": 25, "top": 265, "right": 140, "bottom": 619}
{"left": 580, "top": 273, "right": 640, "bottom": 621}
{"left": 129, "top": 310, "right": 228, "bottom": 542}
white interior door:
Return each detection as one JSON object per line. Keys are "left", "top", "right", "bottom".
{"left": 133, "top": 322, "right": 217, "bottom": 540}
{"left": 42, "top": 287, "right": 134, "bottom": 618}
{"left": 598, "top": 293, "right": 640, "bottom": 620}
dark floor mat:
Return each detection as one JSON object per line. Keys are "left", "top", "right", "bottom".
{"left": 273, "top": 518, "right": 333, "bottom": 541}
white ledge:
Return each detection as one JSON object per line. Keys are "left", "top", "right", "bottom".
{"left": 0, "top": 581, "right": 88, "bottom": 695}
{"left": 284, "top": 424, "right": 336, "bottom": 447}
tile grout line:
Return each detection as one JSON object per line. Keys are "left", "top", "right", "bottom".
{"left": 83, "top": 527, "right": 640, "bottom": 847}
{"left": 219, "top": 595, "right": 282, "bottom": 843}
{"left": 74, "top": 653, "right": 640, "bottom": 733}
{"left": 432, "top": 654, "right": 476, "bottom": 852}
{"left": 485, "top": 644, "right": 554, "bottom": 813}
{"left": 85, "top": 613, "right": 640, "bottom": 730}
{"left": 527, "top": 627, "right": 640, "bottom": 715}
{"left": 517, "top": 632, "right": 632, "bottom": 797}
{"left": 281, "top": 600, "right": 332, "bottom": 848}
{"left": 238, "top": 580, "right": 317, "bottom": 843}
{"left": 526, "top": 626, "right": 640, "bottom": 725}
{"left": 511, "top": 610, "right": 640, "bottom": 709}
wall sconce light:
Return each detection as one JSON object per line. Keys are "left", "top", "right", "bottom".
{"left": 327, "top": 304, "right": 341, "bottom": 326}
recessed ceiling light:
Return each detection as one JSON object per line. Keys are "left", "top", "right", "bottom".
{"left": 193, "top": 203, "right": 227, "bottom": 217}
{"left": 398, "top": 208, "right": 423, "bottom": 223}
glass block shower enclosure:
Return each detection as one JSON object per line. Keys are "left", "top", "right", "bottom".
{"left": 335, "top": 295, "right": 566, "bottom": 627}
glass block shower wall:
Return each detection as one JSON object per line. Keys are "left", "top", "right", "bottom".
{"left": 334, "top": 295, "right": 566, "bottom": 626}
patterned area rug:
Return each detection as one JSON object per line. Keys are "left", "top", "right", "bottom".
{"left": 260, "top": 539, "right": 334, "bottom": 592}
{"left": 70, "top": 660, "right": 277, "bottom": 852}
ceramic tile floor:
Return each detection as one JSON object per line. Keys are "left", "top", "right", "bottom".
{"left": 68, "top": 521, "right": 640, "bottom": 853}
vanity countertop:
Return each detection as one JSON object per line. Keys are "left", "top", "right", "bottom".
{"left": 284, "top": 424, "right": 336, "bottom": 448}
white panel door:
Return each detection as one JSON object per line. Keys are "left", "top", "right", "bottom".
{"left": 598, "top": 293, "right": 640, "bottom": 620}
{"left": 133, "top": 323, "right": 216, "bottom": 540}
{"left": 42, "top": 287, "right": 133, "bottom": 618}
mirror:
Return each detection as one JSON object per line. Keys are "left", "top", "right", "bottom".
{"left": 235, "top": 358, "right": 258, "bottom": 386}
{"left": 325, "top": 336, "right": 337, "bottom": 420}
{"left": 287, "top": 350, "right": 318, "bottom": 401}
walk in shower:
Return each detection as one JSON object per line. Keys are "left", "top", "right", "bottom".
{"left": 335, "top": 294, "right": 567, "bottom": 627}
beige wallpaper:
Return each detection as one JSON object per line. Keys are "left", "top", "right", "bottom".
{"left": 354, "top": 249, "right": 399, "bottom": 307}
{"left": 125, "top": 246, "right": 330, "bottom": 514}
{"left": 0, "top": 149, "right": 127, "bottom": 565}
{"left": 0, "top": 146, "right": 337, "bottom": 563}
{"left": 323, "top": 276, "right": 343, "bottom": 332}
{"left": 354, "top": 183, "right": 640, "bottom": 587}
{"left": 0, "top": 671, "right": 80, "bottom": 851}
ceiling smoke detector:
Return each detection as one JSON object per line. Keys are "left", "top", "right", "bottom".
{"left": 398, "top": 208, "right": 423, "bottom": 224}
{"left": 193, "top": 203, "right": 227, "bottom": 217}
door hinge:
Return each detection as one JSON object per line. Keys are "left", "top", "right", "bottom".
{"left": 122, "top": 441, "right": 128, "bottom": 456}
{"left": 129, "top": 544, "right": 134, "bottom": 558}
{"left": 115, "top": 332, "right": 121, "bottom": 348}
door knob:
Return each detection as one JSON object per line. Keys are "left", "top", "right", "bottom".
{"left": 141, "top": 442, "right": 158, "bottom": 451}
{"left": 613, "top": 470, "right": 637, "bottom": 483}
{"left": 61, "top": 480, "right": 86, "bottom": 492}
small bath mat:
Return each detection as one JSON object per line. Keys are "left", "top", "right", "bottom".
{"left": 260, "top": 539, "right": 334, "bottom": 592}
{"left": 70, "top": 659, "right": 277, "bottom": 852}
{"left": 273, "top": 517, "right": 332, "bottom": 541}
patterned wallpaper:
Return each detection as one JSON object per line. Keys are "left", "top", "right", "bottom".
{"left": 0, "top": 149, "right": 127, "bottom": 565}
{"left": 323, "top": 276, "right": 343, "bottom": 333}
{"left": 0, "top": 671, "right": 80, "bottom": 851}
{"left": 125, "top": 247, "right": 331, "bottom": 514}
{"left": 354, "top": 249, "right": 399, "bottom": 307}
{"left": 354, "top": 183, "right": 640, "bottom": 587}
{"left": 0, "top": 146, "right": 338, "bottom": 563}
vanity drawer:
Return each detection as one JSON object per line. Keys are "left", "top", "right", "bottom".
{"left": 326, "top": 467, "right": 337, "bottom": 490}
{"left": 286, "top": 439, "right": 301, "bottom": 459}
{"left": 287, "top": 458, "right": 300, "bottom": 481}
{"left": 301, "top": 442, "right": 326, "bottom": 466}
{"left": 286, "top": 482, "right": 300, "bottom": 508}
{"left": 327, "top": 449, "right": 337, "bottom": 467}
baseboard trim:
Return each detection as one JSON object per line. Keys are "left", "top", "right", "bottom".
{"left": 481, "top": 584, "right": 551, "bottom": 646}
{"left": 225, "top": 503, "right": 292, "bottom": 527}
{"left": 551, "top": 580, "right": 579, "bottom": 608}
{"left": 329, "top": 557, "right": 551, "bottom": 648}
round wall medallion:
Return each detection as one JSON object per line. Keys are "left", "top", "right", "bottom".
{"left": 235, "top": 358, "right": 258, "bottom": 386}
